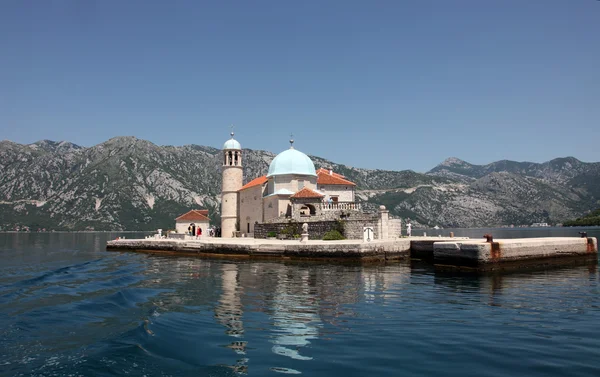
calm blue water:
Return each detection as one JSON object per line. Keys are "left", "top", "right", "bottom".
{"left": 1, "top": 229, "right": 599, "bottom": 377}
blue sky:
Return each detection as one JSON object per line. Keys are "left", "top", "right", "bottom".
{"left": 1, "top": 0, "right": 598, "bottom": 172}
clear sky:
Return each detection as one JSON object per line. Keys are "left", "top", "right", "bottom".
{"left": 1, "top": 0, "right": 598, "bottom": 172}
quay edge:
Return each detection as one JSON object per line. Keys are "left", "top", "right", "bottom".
{"left": 106, "top": 236, "right": 598, "bottom": 271}
{"left": 106, "top": 238, "right": 415, "bottom": 261}
{"left": 433, "top": 237, "right": 598, "bottom": 271}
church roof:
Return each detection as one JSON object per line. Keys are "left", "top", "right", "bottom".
{"left": 239, "top": 175, "right": 268, "bottom": 191}
{"left": 317, "top": 169, "right": 356, "bottom": 186}
{"left": 316, "top": 168, "right": 346, "bottom": 178}
{"left": 290, "top": 187, "right": 325, "bottom": 199}
{"left": 267, "top": 147, "right": 317, "bottom": 177}
{"left": 223, "top": 132, "right": 241, "bottom": 150}
{"left": 176, "top": 210, "right": 210, "bottom": 222}
{"left": 223, "top": 139, "right": 241, "bottom": 150}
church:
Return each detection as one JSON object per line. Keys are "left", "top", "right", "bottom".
{"left": 220, "top": 132, "right": 361, "bottom": 238}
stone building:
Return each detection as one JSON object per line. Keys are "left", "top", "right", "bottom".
{"left": 229, "top": 135, "right": 359, "bottom": 235}
{"left": 220, "top": 133, "right": 400, "bottom": 239}
{"left": 175, "top": 209, "right": 210, "bottom": 235}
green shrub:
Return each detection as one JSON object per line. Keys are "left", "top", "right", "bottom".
{"left": 281, "top": 220, "right": 298, "bottom": 236}
{"left": 334, "top": 219, "right": 346, "bottom": 236}
{"left": 267, "top": 231, "right": 277, "bottom": 237}
{"left": 323, "top": 230, "right": 345, "bottom": 240}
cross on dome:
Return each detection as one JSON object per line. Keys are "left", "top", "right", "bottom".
{"left": 289, "top": 133, "right": 294, "bottom": 149}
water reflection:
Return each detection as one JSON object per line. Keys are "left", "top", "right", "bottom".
{"left": 112, "top": 252, "right": 598, "bottom": 376}
{"left": 269, "top": 265, "right": 320, "bottom": 361}
{"left": 207, "top": 261, "right": 412, "bottom": 372}
{"left": 434, "top": 263, "right": 599, "bottom": 308}
{"left": 2, "top": 230, "right": 600, "bottom": 377}
{"left": 215, "top": 264, "right": 246, "bottom": 343}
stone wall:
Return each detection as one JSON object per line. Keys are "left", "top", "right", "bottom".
{"left": 239, "top": 185, "right": 263, "bottom": 234}
{"left": 221, "top": 163, "right": 243, "bottom": 238}
{"left": 255, "top": 218, "right": 380, "bottom": 240}
{"left": 343, "top": 219, "right": 379, "bottom": 240}
{"left": 255, "top": 221, "right": 335, "bottom": 240}
{"left": 254, "top": 207, "right": 399, "bottom": 240}
{"left": 389, "top": 219, "right": 402, "bottom": 238}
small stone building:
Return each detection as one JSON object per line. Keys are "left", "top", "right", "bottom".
{"left": 175, "top": 210, "right": 210, "bottom": 235}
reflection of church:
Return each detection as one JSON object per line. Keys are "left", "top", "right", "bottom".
{"left": 220, "top": 132, "right": 361, "bottom": 238}
{"left": 211, "top": 261, "right": 411, "bottom": 367}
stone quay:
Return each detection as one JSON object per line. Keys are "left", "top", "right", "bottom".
{"left": 433, "top": 237, "right": 598, "bottom": 271}
{"left": 106, "top": 235, "right": 598, "bottom": 271}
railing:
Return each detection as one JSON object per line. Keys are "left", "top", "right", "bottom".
{"left": 319, "top": 202, "right": 362, "bottom": 211}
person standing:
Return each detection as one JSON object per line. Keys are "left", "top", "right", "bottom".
{"left": 197, "top": 226, "right": 201, "bottom": 239}
{"left": 406, "top": 222, "right": 412, "bottom": 237}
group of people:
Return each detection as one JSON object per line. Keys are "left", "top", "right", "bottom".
{"left": 187, "top": 224, "right": 221, "bottom": 239}
{"left": 187, "top": 223, "right": 202, "bottom": 239}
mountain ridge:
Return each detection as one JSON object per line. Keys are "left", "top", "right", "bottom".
{"left": 1, "top": 137, "right": 598, "bottom": 231}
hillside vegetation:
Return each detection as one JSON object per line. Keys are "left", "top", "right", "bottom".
{"left": 563, "top": 209, "right": 600, "bottom": 227}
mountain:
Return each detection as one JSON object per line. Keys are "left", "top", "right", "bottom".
{"left": 428, "top": 156, "right": 597, "bottom": 185}
{"left": 0, "top": 137, "right": 598, "bottom": 230}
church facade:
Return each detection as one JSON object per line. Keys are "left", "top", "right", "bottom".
{"left": 220, "top": 133, "right": 361, "bottom": 238}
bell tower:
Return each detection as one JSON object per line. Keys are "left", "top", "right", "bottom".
{"left": 221, "top": 131, "right": 243, "bottom": 238}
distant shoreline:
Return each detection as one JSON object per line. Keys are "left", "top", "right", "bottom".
{"left": 0, "top": 230, "right": 154, "bottom": 234}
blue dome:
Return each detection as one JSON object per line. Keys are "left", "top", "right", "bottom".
{"left": 267, "top": 148, "right": 317, "bottom": 177}
{"left": 223, "top": 138, "right": 241, "bottom": 150}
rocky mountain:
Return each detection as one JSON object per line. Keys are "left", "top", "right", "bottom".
{"left": 0, "top": 137, "right": 598, "bottom": 230}
{"left": 428, "top": 156, "right": 599, "bottom": 186}
{"left": 369, "top": 156, "right": 600, "bottom": 227}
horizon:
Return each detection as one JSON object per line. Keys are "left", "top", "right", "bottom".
{"left": 2, "top": 135, "right": 597, "bottom": 173}
{"left": 1, "top": 1, "right": 599, "bottom": 171}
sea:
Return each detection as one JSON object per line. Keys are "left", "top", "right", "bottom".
{"left": 1, "top": 227, "right": 599, "bottom": 377}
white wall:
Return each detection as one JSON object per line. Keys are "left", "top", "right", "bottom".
{"left": 176, "top": 220, "right": 209, "bottom": 237}
{"left": 318, "top": 185, "right": 354, "bottom": 202}
{"left": 273, "top": 174, "right": 317, "bottom": 193}
{"left": 239, "top": 185, "right": 264, "bottom": 234}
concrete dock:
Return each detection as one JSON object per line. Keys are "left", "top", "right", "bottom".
{"left": 106, "top": 235, "right": 597, "bottom": 270}
{"left": 433, "top": 237, "right": 598, "bottom": 271}
{"left": 106, "top": 237, "right": 416, "bottom": 261}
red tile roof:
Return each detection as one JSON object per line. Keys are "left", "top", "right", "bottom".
{"left": 316, "top": 168, "right": 346, "bottom": 178}
{"left": 176, "top": 210, "right": 210, "bottom": 221}
{"left": 317, "top": 170, "right": 356, "bottom": 186}
{"left": 290, "top": 187, "right": 325, "bottom": 199}
{"left": 239, "top": 175, "right": 268, "bottom": 191}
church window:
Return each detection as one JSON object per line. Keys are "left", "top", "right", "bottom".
{"left": 298, "top": 180, "right": 304, "bottom": 190}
